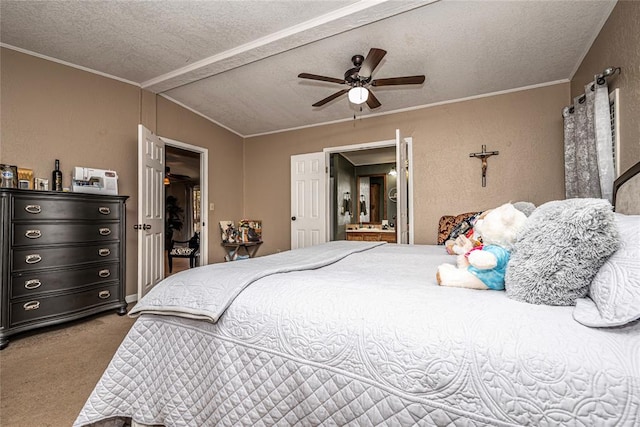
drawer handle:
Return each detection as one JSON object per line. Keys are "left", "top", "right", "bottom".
{"left": 98, "top": 290, "right": 111, "bottom": 299}
{"left": 98, "top": 248, "right": 111, "bottom": 257}
{"left": 24, "top": 279, "right": 42, "bottom": 290}
{"left": 99, "top": 227, "right": 112, "bottom": 236}
{"left": 25, "top": 254, "right": 42, "bottom": 264}
{"left": 98, "top": 207, "right": 111, "bottom": 215}
{"left": 24, "top": 204, "right": 42, "bottom": 214}
{"left": 23, "top": 301, "right": 40, "bottom": 311}
{"left": 98, "top": 269, "right": 111, "bottom": 278}
{"left": 25, "top": 229, "right": 42, "bottom": 239}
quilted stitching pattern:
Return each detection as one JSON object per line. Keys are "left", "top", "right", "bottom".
{"left": 130, "top": 241, "right": 385, "bottom": 322}
{"left": 76, "top": 245, "right": 640, "bottom": 427}
{"left": 574, "top": 213, "right": 640, "bottom": 327}
{"left": 77, "top": 318, "right": 507, "bottom": 427}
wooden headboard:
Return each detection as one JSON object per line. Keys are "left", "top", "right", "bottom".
{"left": 613, "top": 160, "right": 640, "bottom": 215}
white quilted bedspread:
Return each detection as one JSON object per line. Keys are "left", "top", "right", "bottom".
{"left": 129, "top": 241, "right": 386, "bottom": 322}
{"left": 75, "top": 244, "right": 640, "bottom": 427}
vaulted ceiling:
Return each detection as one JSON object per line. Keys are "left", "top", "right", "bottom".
{"left": 1, "top": 0, "right": 616, "bottom": 137}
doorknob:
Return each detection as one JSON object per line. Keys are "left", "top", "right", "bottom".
{"left": 143, "top": 224, "right": 152, "bottom": 230}
{"left": 291, "top": 216, "right": 296, "bottom": 221}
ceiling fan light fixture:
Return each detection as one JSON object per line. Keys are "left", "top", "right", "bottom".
{"left": 348, "top": 87, "right": 369, "bottom": 105}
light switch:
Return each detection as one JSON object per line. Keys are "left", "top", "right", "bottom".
{"left": 209, "top": 203, "right": 215, "bottom": 211}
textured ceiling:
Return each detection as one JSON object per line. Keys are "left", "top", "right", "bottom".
{"left": 1, "top": 0, "right": 616, "bottom": 137}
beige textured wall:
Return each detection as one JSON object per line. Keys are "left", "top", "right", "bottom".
{"left": 0, "top": 47, "right": 141, "bottom": 298}
{"left": 0, "top": 47, "right": 244, "bottom": 297}
{"left": 244, "top": 83, "right": 569, "bottom": 253}
{"left": 571, "top": 0, "right": 640, "bottom": 174}
{"left": 156, "top": 96, "right": 244, "bottom": 263}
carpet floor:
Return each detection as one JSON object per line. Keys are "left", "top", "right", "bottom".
{"left": 0, "top": 308, "right": 136, "bottom": 427}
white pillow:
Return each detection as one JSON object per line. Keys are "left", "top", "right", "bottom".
{"left": 573, "top": 213, "right": 640, "bottom": 327}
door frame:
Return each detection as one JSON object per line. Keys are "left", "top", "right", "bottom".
{"left": 323, "top": 135, "right": 414, "bottom": 243}
{"left": 159, "top": 136, "right": 209, "bottom": 269}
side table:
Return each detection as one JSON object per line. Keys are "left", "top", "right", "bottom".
{"left": 222, "top": 241, "right": 263, "bottom": 261}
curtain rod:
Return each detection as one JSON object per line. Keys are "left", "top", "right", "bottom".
{"left": 565, "top": 66, "right": 621, "bottom": 114}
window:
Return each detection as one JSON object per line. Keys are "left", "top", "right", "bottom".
{"left": 609, "top": 88, "right": 620, "bottom": 176}
{"left": 192, "top": 185, "right": 201, "bottom": 233}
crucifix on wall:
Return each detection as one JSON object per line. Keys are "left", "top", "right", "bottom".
{"left": 469, "top": 145, "right": 499, "bottom": 187}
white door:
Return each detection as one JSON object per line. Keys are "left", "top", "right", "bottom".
{"left": 396, "top": 129, "right": 409, "bottom": 244}
{"left": 137, "top": 125, "right": 165, "bottom": 299}
{"left": 291, "top": 152, "right": 326, "bottom": 249}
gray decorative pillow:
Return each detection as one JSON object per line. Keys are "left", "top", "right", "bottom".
{"left": 573, "top": 213, "right": 640, "bottom": 327}
{"left": 512, "top": 201, "right": 536, "bottom": 217}
{"left": 505, "top": 198, "right": 620, "bottom": 306}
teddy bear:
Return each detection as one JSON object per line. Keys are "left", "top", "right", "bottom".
{"left": 444, "top": 209, "right": 490, "bottom": 255}
{"left": 445, "top": 234, "right": 474, "bottom": 257}
{"left": 436, "top": 203, "right": 527, "bottom": 290}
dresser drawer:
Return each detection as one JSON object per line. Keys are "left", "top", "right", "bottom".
{"left": 12, "top": 242, "right": 119, "bottom": 272}
{"left": 11, "top": 263, "right": 119, "bottom": 298}
{"left": 13, "top": 223, "right": 120, "bottom": 246}
{"left": 13, "top": 198, "right": 120, "bottom": 221}
{"left": 10, "top": 283, "right": 119, "bottom": 327}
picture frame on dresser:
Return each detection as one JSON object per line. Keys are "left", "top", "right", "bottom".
{"left": 0, "top": 188, "right": 129, "bottom": 349}
{"left": 34, "top": 178, "right": 49, "bottom": 191}
{"left": 17, "top": 168, "right": 34, "bottom": 189}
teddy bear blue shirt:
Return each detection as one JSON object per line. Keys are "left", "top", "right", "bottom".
{"left": 467, "top": 245, "right": 510, "bottom": 290}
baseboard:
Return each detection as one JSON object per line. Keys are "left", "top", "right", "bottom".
{"left": 125, "top": 294, "right": 138, "bottom": 304}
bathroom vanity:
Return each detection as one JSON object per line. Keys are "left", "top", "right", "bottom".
{"left": 345, "top": 225, "right": 397, "bottom": 243}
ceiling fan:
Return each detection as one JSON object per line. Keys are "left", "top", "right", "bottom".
{"left": 298, "top": 48, "right": 425, "bottom": 109}
{"left": 164, "top": 166, "right": 192, "bottom": 186}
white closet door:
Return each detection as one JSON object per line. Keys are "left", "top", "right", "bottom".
{"left": 291, "top": 152, "right": 326, "bottom": 249}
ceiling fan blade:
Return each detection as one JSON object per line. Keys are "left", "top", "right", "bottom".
{"left": 298, "top": 73, "right": 345, "bottom": 84}
{"left": 171, "top": 173, "right": 191, "bottom": 180}
{"left": 359, "top": 48, "right": 387, "bottom": 78}
{"left": 312, "top": 89, "right": 350, "bottom": 107}
{"left": 371, "top": 75, "right": 426, "bottom": 86}
{"left": 366, "top": 91, "right": 381, "bottom": 109}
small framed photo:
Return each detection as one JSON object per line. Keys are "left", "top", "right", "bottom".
{"left": 238, "top": 219, "right": 262, "bottom": 242}
{"left": 34, "top": 178, "right": 49, "bottom": 191}
{"left": 18, "top": 168, "right": 34, "bottom": 189}
{"left": 219, "top": 220, "right": 237, "bottom": 243}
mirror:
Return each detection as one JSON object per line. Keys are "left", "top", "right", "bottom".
{"left": 357, "top": 174, "right": 387, "bottom": 223}
{"left": 330, "top": 150, "right": 397, "bottom": 240}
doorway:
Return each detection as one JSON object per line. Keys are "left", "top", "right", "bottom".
{"left": 324, "top": 134, "right": 413, "bottom": 244}
{"left": 161, "top": 138, "right": 209, "bottom": 277}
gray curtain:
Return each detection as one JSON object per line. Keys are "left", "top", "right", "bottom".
{"left": 563, "top": 78, "right": 614, "bottom": 202}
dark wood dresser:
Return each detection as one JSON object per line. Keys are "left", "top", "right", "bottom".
{"left": 0, "top": 189, "right": 128, "bottom": 349}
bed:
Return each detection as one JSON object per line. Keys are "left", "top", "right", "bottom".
{"left": 75, "top": 163, "right": 640, "bottom": 427}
